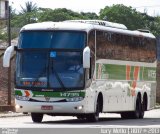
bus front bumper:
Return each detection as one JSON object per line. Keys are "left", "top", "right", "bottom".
{"left": 15, "top": 99, "right": 86, "bottom": 114}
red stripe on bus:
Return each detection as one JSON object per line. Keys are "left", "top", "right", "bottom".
{"left": 126, "top": 65, "right": 131, "bottom": 80}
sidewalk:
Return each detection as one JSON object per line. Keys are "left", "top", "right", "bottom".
{"left": 0, "top": 112, "right": 29, "bottom": 118}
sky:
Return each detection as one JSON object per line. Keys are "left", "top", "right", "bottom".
{"left": 10, "top": 0, "right": 160, "bottom": 16}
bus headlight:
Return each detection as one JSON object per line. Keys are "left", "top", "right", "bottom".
{"left": 66, "top": 97, "right": 83, "bottom": 102}
{"left": 16, "top": 95, "right": 30, "bottom": 101}
{"left": 15, "top": 104, "right": 20, "bottom": 109}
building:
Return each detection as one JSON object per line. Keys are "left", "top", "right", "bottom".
{"left": 0, "top": 0, "right": 8, "bottom": 31}
{"left": 0, "top": 0, "right": 8, "bottom": 19}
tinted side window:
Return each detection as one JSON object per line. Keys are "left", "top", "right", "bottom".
{"left": 96, "top": 31, "right": 112, "bottom": 59}
{"left": 96, "top": 30, "right": 156, "bottom": 62}
{"left": 88, "top": 30, "right": 95, "bottom": 78}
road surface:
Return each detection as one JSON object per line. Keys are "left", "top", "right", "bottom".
{"left": 0, "top": 109, "right": 160, "bottom": 128}
{"left": 0, "top": 109, "right": 160, "bottom": 134}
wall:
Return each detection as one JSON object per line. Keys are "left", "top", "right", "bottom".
{"left": 157, "top": 36, "right": 160, "bottom": 103}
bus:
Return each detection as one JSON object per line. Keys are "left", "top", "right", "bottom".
{"left": 3, "top": 20, "right": 157, "bottom": 122}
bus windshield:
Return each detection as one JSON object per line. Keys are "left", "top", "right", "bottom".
{"left": 16, "top": 31, "right": 86, "bottom": 90}
{"left": 19, "top": 31, "right": 86, "bottom": 49}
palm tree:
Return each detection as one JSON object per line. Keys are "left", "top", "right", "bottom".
{"left": 20, "top": 1, "right": 38, "bottom": 24}
{"left": 20, "top": 1, "right": 38, "bottom": 14}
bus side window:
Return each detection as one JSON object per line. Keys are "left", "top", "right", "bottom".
{"left": 88, "top": 30, "right": 95, "bottom": 79}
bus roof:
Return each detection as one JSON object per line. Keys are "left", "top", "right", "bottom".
{"left": 21, "top": 20, "right": 155, "bottom": 39}
{"left": 65, "top": 20, "right": 128, "bottom": 30}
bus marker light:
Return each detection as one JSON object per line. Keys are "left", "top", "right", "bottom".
{"left": 75, "top": 105, "right": 83, "bottom": 110}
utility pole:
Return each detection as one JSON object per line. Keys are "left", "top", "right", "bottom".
{"left": 7, "top": 4, "right": 11, "bottom": 105}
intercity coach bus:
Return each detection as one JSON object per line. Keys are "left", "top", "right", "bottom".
{"left": 3, "top": 20, "right": 156, "bottom": 122}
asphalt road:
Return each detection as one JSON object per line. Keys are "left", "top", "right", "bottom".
{"left": 0, "top": 109, "right": 160, "bottom": 134}
{"left": 0, "top": 109, "right": 160, "bottom": 128}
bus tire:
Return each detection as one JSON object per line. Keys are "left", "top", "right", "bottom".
{"left": 143, "top": 93, "right": 148, "bottom": 111}
{"left": 76, "top": 115, "right": 85, "bottom": 120}
{"left": 120, "top": 112, "right": 131, "bottom": 119}
{"left": 131, "top": 96, "right": 142, "bottom": 119}
{"left": 86, "top": 98, "right": 100, "bottom": 122}
{"left": 139, "top": 100, "right": 145, "bottom": 119}
{"left": 31, "top": 113, "right": 43, "bottom": 123}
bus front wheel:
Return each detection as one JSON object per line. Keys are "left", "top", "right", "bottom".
{"left": 131, "top": 96, "right": 143, "bottom": 119}
{"left": 76, "top": 115, "right": 86, "bottom": 120}
{"left": 86, "top": 98, "right": 100, "bottom": 122}
{"left": 31, "top": 113, "right": 43, "bottom": 123}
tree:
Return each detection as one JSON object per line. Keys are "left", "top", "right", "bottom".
{"left": 38, "top": 8, "right": 86, "bottom": 22}
{"left": 19, "top": 1, "right": 38, "bottom": 24}
{"left": 9, "top": 4, "right": 160, "bottom": 37}
{"left": 20, "top": 1, "right": 38, "bottom": 14}
{"left": 80, "top": 12, "right": 98, "bottom": 19}
{"left": 149, "top": 16, "right": 160, "bottom": 36}
{"left": 99, "top": 4, "right": 146, "bottom": 30}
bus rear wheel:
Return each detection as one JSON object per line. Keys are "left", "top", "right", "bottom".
{"left": 121, "top": 96, "right": 144, "bottom": 119}
{"left": 31, "top": 113, "right": 43, "bottom": 123}
{"left": 139, "top": 101, "right": 144, "bottom": 119}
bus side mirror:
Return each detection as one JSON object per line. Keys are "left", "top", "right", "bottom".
{"left": 3, "top": 45, "right": 15, "bottom": 67}
{"left": 83, "top": 46, "right": 90, "bottom": 68}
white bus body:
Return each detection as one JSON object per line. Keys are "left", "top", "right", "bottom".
{"left": 3, "top": 20, "right": 156, "bottom": 122}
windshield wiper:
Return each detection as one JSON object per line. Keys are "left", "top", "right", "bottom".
{"left": 51, "top": 61, "right": 67, "bottom": 91}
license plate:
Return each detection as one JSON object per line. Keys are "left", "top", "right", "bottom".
{"left": 41, "top": 105, "right": 53, "bottom": 110}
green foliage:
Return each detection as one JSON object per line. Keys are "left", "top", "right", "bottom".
{"left": 99, "top": 4, "right": 160, "bottom": 36}
{"left": 80, "top": 12, "right": 98, "bottom": 19}
{"left": 0, "top": 30, "right": 19, "bottom": 41}
{"left": 8, "top": 3, "right": 160, "bottom": 37}
{"left": 99, "top": 4, "right": 146, "bottom": 30}
{"left": 37, "top": 8, "right": 86, "bottom": 22}
{"left": 0, "top": 31, "right": 8, "bottom": 41}
{"left": 149, "top": 17, "right": 160, "bottom": 36}
{"left": 11, "top": 12, "right": 37, "bottom": 27}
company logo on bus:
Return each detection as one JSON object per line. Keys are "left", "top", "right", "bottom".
{"left": 45, "top": 97, "right": 51, "bottom": 102}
